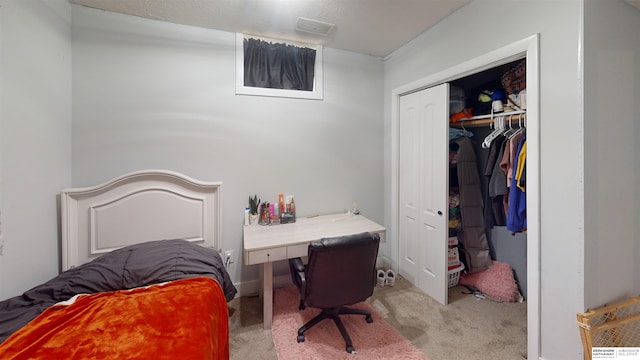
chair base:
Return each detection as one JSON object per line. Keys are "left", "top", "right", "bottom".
{"left": 296, "top": 306, "right": 373, "bottom": 353}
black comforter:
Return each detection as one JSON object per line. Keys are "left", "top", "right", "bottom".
{"left": 0, "top": 239, "right": 237, "bottom": 343}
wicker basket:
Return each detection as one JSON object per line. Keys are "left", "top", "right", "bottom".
{"left": 448, "top": 263, "right": 465, "bottom": 288}
{"left": 576, "top": 295, "right": 640, "bottom": 360}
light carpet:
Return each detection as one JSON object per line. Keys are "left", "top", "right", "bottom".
{"left": 271, "top": 285, "right": 428, "bottom": 360}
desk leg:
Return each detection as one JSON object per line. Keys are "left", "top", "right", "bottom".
{"left": 263, "top": 262, "right": 273, "bottom": 330}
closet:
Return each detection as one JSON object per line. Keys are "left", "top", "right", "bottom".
{"left": 448, "top": 58, "right": 528, "bottom": 300}
{"left": 398, "top": 58, "right": 528, "bottom": 305}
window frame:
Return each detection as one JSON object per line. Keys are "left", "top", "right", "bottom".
{"left": 235, "top": 33, "right": 324, "bottom": 100}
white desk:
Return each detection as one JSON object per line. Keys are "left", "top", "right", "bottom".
{"left": 243, "top": 213, "right": 386, "bottom": 329}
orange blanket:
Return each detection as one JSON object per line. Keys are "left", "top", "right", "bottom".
{"left": 0, "top": 277, "right": 229, "bottom": 360}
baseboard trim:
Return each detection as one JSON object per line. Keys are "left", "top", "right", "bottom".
{"left": 232, "top": 274, "right": 293, "bottom": 297}
{"left": 233, "top": 279, "right": 259, "bottom": 297}
{"left": 376, "top": 255, "right": 392, "bottom": 271}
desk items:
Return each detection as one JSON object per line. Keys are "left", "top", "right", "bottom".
{"left": 247, "top": 193, "right": 296, "bottom": 226}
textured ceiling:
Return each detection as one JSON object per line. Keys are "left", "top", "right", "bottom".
{"left": 70, "top": 0, "right": 472, "bottom": 58}
{"left": 625, "top": 0, "right": 640, "bottom": 10}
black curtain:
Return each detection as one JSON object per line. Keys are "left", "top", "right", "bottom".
{"left": 243, "top": 38, "right": 316, "bottom": 91}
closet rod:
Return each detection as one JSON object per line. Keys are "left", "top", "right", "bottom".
{"left": 450, "top": 109, "right": 526, "bottom": 128}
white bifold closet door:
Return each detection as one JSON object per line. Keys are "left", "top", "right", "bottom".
{"left": 398, "top": 83, "right": 449, "bottom": 305}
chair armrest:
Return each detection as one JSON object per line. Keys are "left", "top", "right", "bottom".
{"left": 289, "top": 257, "right": 306, "bottom": 288}
{"left": 290, "top": 257, "right": 305, "bottom": 273}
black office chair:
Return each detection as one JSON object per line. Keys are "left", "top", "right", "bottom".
{"left": 288, "top": 231, "right": 380, "bottom": 353}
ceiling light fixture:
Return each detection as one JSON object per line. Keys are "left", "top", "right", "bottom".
{"left": 295, "top": 17, "right": 335, "bottom": 36}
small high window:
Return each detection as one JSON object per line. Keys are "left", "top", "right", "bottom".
{"left": 235, "top": 33, "right": 323, "bottom": 100}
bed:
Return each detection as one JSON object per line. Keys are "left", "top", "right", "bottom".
{"left": 0, "top": 170, "right": 236, "bottom": 359}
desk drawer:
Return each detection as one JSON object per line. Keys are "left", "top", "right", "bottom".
{"left": 247, "top": 247, "right": 286, "bottom": 264}
{"left": 287, "top": 244, "right": 308, "bottom": 258}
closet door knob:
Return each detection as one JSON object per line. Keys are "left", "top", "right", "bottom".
{"left": 437, "top": 211, "right": 443, "bottom": 216}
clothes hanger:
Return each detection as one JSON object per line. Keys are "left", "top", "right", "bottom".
{"left": 482, "top": 116, "right": 500, "bottom": 148}
{"left": 508, "top": 114, "right": 525, "bottom": 139}
{"left": 482, "top": 115, "right": 505, "bottom": 148}
{"left": 502, "top": 114, "right": 516, "bottom": 138}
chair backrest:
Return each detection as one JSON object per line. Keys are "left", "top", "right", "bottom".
{"left": 304, "top": 232, "right": 380, "bottom": 309}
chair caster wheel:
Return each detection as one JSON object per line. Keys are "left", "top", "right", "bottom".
{"left": 366, "top": 315, "right": 373, "bottom": 323}
{"left": 346, "top": 345, "right": 355, "bottom": 353}
{"left": 297, "top": 335, "right": 305, "bottom": 343}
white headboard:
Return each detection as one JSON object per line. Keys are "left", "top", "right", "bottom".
{"left": 61, "top": 170, "right": 222, "bottom": 271}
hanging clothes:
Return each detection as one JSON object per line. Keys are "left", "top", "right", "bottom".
{"left": 484, "top": 136, "right": 508, "bottom": 228}
{"left": 452, "top": 136, "right": 493, "bottom": 273}
{"left": 507, "top": 137, "right": 527, "bottom": 233}
{"left": 515, "top": 140, "right": 527, "bottom": 192}
{"left": 499, "top": 132, "right": 525, "bottom": 216}
{"left": 449, "top": 127, "right": 474, "bottom": 141}
{"left": 503, "top": 132, "right": 525, "bottom": 186}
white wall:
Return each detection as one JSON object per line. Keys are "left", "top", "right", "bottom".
{"left": 0, "top": 0, "right": 72, "bottom": 300}
{"left": 583, "top": 0, "right": 640, "bottom": 306}
{"left": 70, "top": 5, "right": 384, "bottom": 288}
{"left": 384, "top": 0, "right": 586, "bottom": 359}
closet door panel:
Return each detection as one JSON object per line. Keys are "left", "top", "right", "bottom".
{"left": 417, "top": 92, "right": 448, "bottom": 304}
{"left": 399, "top": 84, "right": 448, "bottom": 305}
{"left": 399, "top": 93, "right": 422, "bottom": 284}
